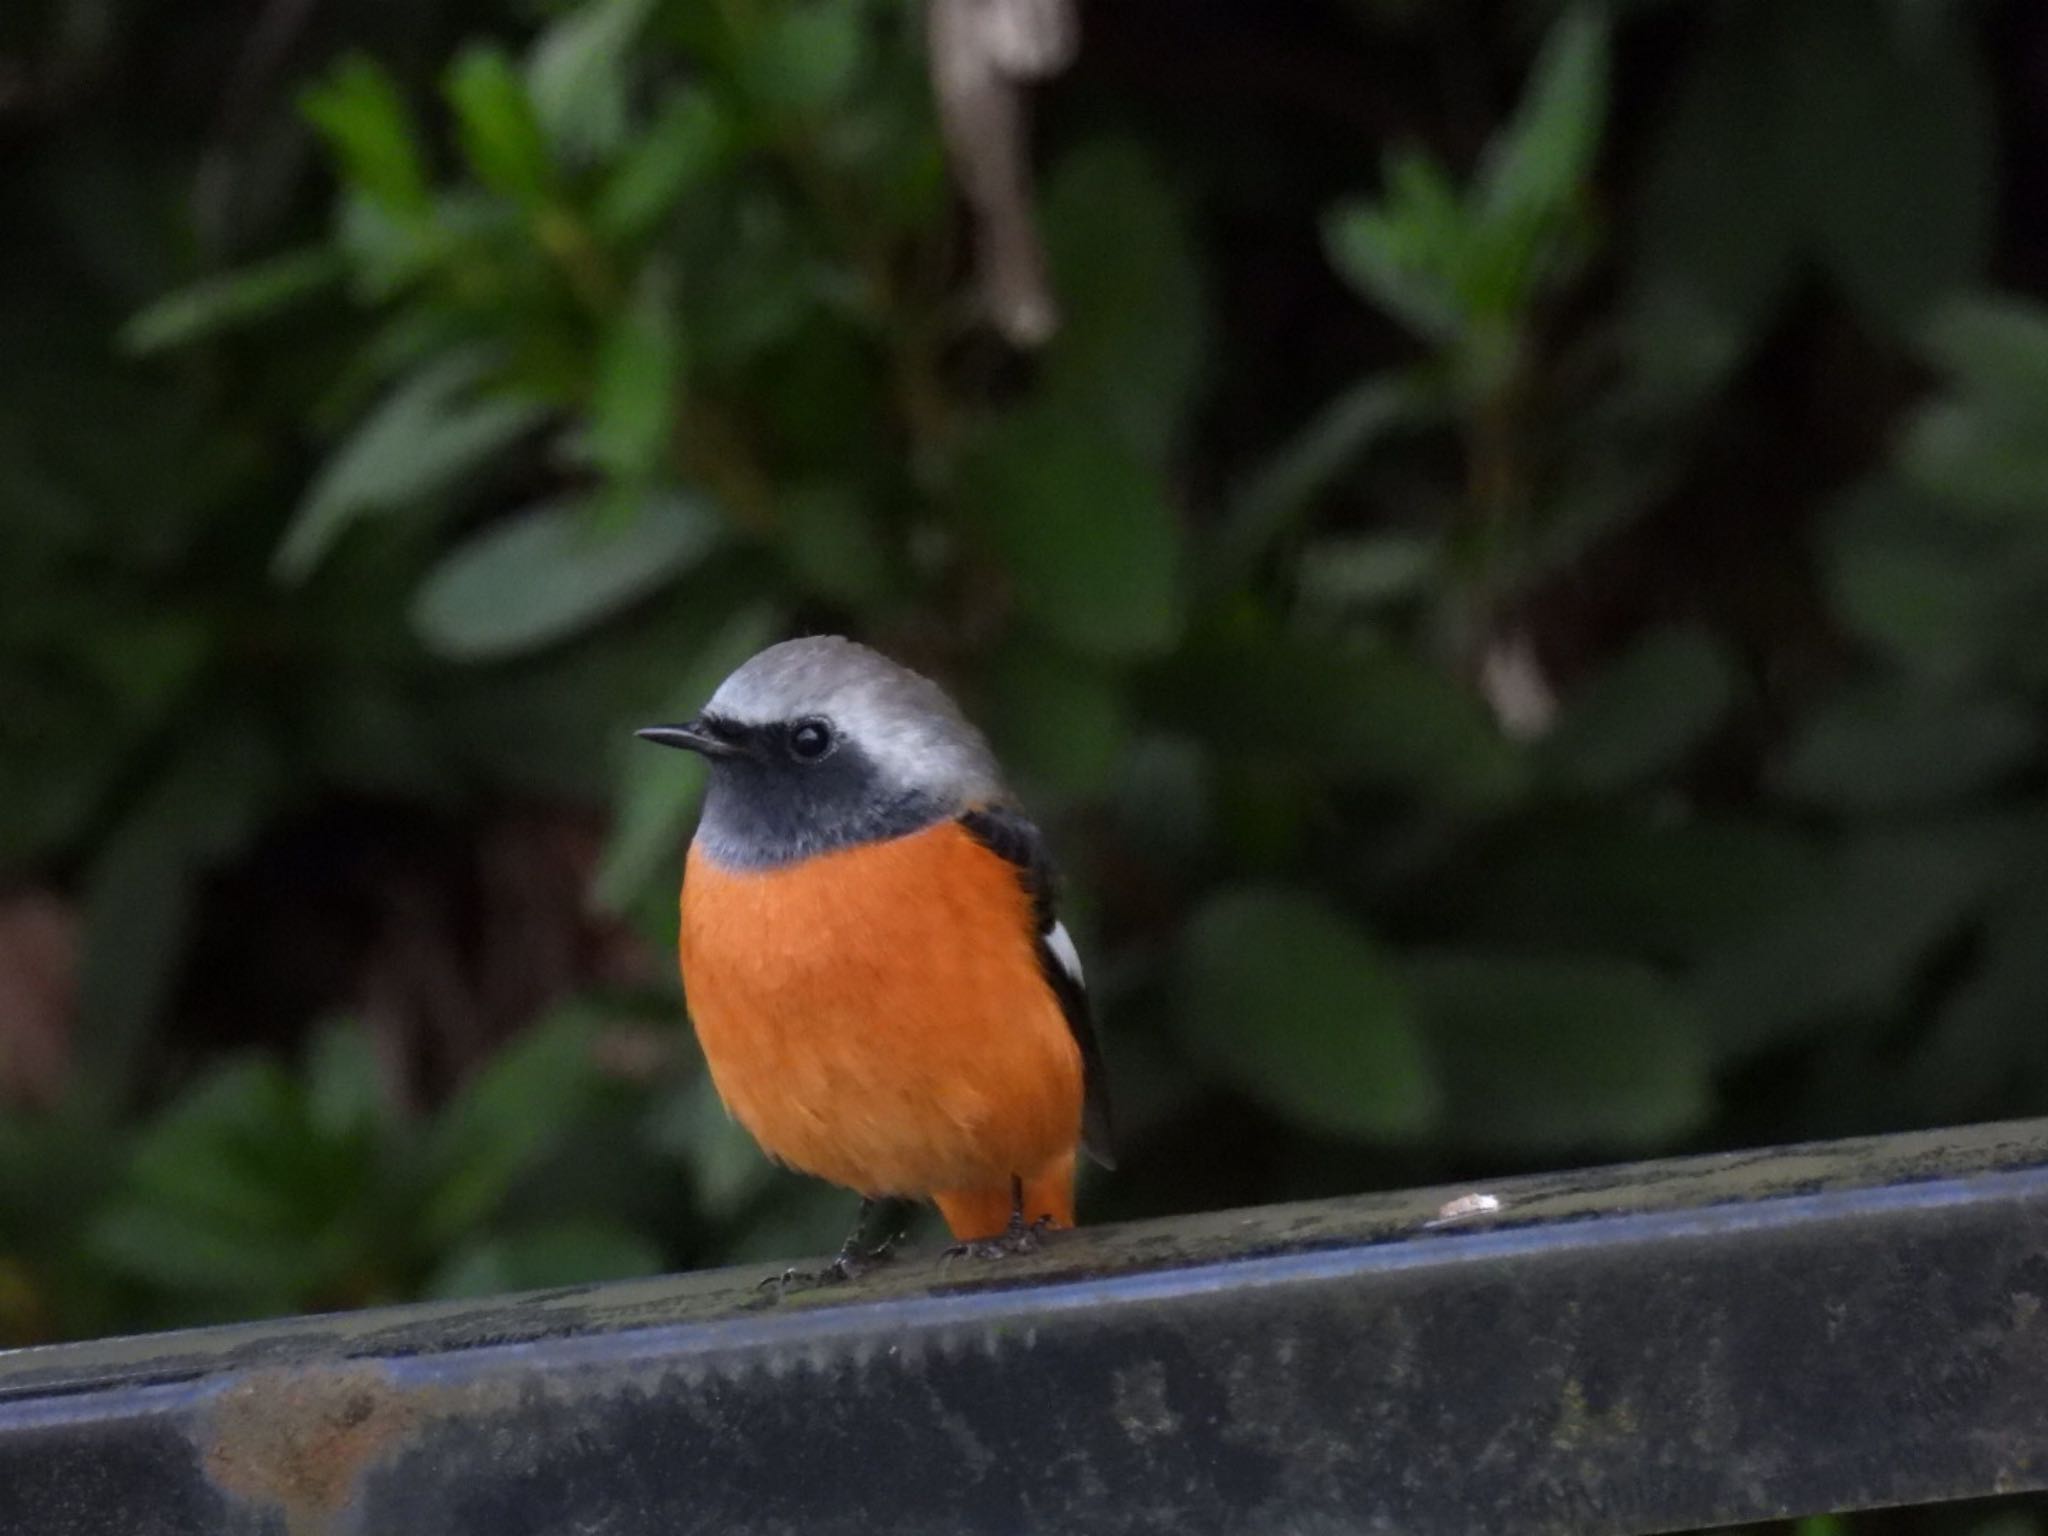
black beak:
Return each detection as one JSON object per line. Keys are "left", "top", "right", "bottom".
{"left": 635, "top": 720, "right": 738, "bottom": 758}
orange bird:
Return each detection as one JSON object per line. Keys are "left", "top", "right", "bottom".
{"left": 638, "top": 636, "right": 1113, "bottom": 1270}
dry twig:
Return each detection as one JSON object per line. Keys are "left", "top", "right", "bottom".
{"left": 926, "top": 0, "right": 1080, "bottom": 346}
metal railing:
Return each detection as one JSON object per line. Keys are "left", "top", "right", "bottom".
{"left": 5, "top": 1119, "right": 2048, "bottom": 1535}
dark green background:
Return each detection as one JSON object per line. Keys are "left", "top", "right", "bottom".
{"left": 3, "top": 2, "right": 2046, "bottom": 1528}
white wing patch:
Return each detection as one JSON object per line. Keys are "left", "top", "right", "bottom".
{"left": 1045, "top": 920, "right": 1085, "bottom": 988}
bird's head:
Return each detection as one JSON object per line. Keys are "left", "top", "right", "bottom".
{"left": 638, "top": 636, "right": 1003, "bottom": 868}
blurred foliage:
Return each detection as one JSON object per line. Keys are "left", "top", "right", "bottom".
{"left": 3, "top": 10, "right": 2048, "bottom": 1529}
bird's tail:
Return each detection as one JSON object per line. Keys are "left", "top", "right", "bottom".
{"left": 933, "top": 1149, "right": 1076, "bottom": 1240}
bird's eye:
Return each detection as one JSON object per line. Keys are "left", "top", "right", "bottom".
{"left": 787, "top": 718, "right": 835, "bottom": 761}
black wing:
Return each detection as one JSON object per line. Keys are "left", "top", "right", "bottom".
{"left": 958, "top": 806, "right": 1116, "bottom": 1169}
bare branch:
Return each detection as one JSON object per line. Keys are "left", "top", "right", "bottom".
{"left": 926, "top": 0, "right": 1080, "bottom": 347}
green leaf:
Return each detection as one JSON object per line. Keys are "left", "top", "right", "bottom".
{"left": 1827, "top": 529, "right": 2000, "bottom": 677}
{"left": 423, "top": 1013, "right": 608, "bottom": 1242}
{"left": 301, "top": 56, "right": 431, "bottom": 218}
{"left": 1147, "top": 625, "right": 1522, "bottom": 806}
{"left": 1216, "top": 373, "right": 1437, "bottom": 580}
{"left": 1772, "top": 0, "right": 1991, "bottom": 329}
{"left": 1776, "top": 682, "right": 2038, "bottom": 809}
{"left": 425, "top": 1221, "right": 663, "bottom": 1299}
{"left": 1474, "top": 3, "right": 1610, "bottom": 233}
{"left": 1696, "top": 821, "right": 2011, "bottom": 1057}
{"left": 1541, "top": 626, "right": 1738, "bottom": 791}
{"left": 303, "top": 679, "right": 446, "bottom": 802}
{"left": 1616, "top": 281, "right": 1757, "bottom": 408}
{"left": 0, "top": 1110, "right": 130, "bottom": 1261}
{"left": 1294, "top": 532, "right": 1440, "bottom": 610}
{"left": 596, "top": 90, "right": 731, "bottom": 241}
{"left": 88, "top": 1050, "right": 371, "bottom": 1304}
{"left": 75, "top": 823, "right": 203, "bottom": 1115}
{"left": 1422, "top": 815, "right": 1828, "bottom": 965}
{"left": 1455, "top": 3, "right": 1607, "bottom": 321}
{"left": 1323, "top": 158, "right": 1466, "bottom": 344}
{"left": 1913, "top": 878, "right": 2048, "bottom": 1119}
{"left": 120, "top": 248, "right": 344, "bottom": 356}
{"left": 964, "top": 403, "right": 1183, "bottom": 658}
{"left": 1328, "top": 5, "right": 1607, "bottom": 347}
{"left": 1642, "top": 3, "right": 1990, "bottom": 338}
{"left": 585, "top": 263, "right": 682, "bottom": 482}
{"left": 981, "top": 644, "right": 1130, "bottom": 798}
{"left": 329, "top": 193, "right": 443, "bottom": 299}
{"left": 431, "top": 586, "right": 744, "bottom": 799}
{"left": 592, "top": 602, "right": 781, "bottom": 911}
{"left": 446, "top": 44, "right": 555, "bottom": 206}
{"left": 121, "top": 1061, "right": 308, "bottom": 1233}
{"left": 1110, "top": 735, "right": 1215, "bottom": 868}
{"left": 1899, "top": 400, "right": 2048, "bottom": 520}
{"left": 1899, "top": 299, "right": 2048, "bottom": 526}
{"left": 1176, "top": 888, "right": 1438, "bottom": 1141}
{"left": 1919, "top": 295, "right": 2048, "bottom": 403}
{"left": 305, "top": 1022, "right": 388, "bottom": 1144}
{"left": 527, "top": 0, "right": 658, "bottom": 163}
{"left": 1039, "top": 140, "right": 1207, "bottom": 461}
{"left": 89, "top": 1200, "right": 312, "bottom": 1300}
{"left": 774, "top": 481, "right": 896, "bottom": 606}
{"left": 1410, "top": 951, "right": 1712, "bottom": 1152}
{"left": 742, "top": 2, "right": 866, "bottom": 115}
{"left": 1820, "top": 482, "right": 2033, "bottom": 679}
{"left": 1633, "top": 19, "right": 1795, "bottom": 348}
{"left": 647, "top": 1073, "right": 777, "bottom": 1219}
{"left": 75, "top": 729, "right": 279, "bottom": 1109}
{"left": 411, "top": 492, "right": 721, "bottom": 661}
{"left": 277, "top": 355, "right": 546, "bottom": 581}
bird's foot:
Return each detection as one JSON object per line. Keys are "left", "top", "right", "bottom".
{"left": 757, "top": 1225, "right": 907, "bottom": 1295}
{"left": 943, "top": 1213, "right": 1059, "bottom": 1263}
{"left": 754, "top": 1262, "right": 846, "bottom": 1296}
{"left": 823, "top": 1228, "right": 906, "bottom": 1283}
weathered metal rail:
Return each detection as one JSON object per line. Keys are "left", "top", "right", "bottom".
{"left": 5, "top": 1120, "right": 2048, "bottom": 1535}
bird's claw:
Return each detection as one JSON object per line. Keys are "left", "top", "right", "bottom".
{"left": 758, "top": 1227, "right": 906, "bottom": 1296}
{"left": 827, "top": 1223, "right": 907, "bottom": 1282}
{"left": 943, "top": 1213, "right": 1059, "bottom": 1263}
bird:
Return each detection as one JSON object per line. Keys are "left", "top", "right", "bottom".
{"left": 637, "top": 635, "right": 1113, "bottom": 1273}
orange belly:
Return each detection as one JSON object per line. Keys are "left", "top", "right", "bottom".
{"left": 678, "top": 820, "right": 1084, "bottom": 1223}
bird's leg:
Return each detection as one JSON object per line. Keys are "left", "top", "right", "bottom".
{"left": 945, "top": 1176, "right": 1048, "bottom": 1261}
{"left": 826, "top": 1197, "right": 909, "bottom": 1280}
{"left": 759, "top": 1197, "right": 908, "bottom": 1294}
{"left": 1004, "top": 1175, "right": 1030, "bottom": 1244}
{"left": 828, "top": 1197, "right": 881, "bottom": 1276}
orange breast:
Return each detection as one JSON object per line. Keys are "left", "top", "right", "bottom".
{"left": 678, "top": 820, "right": 1084, "bottom": 1200}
